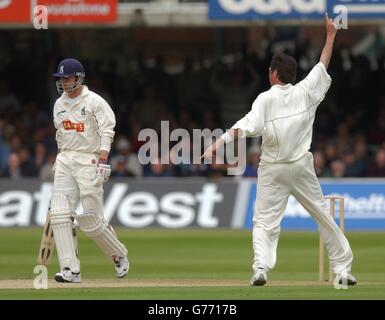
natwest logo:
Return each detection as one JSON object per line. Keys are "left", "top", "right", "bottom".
{"left": 0, "top": 182, "right": 225, "bottom": 228}
{"left": 217, "top": 0, "right": 325, "bottom": 14}
{"left": 109, "top": 183, "right": 223, "bottom": 228}
{"left": 36, "top": 0, "right": 117, "bottom": 23}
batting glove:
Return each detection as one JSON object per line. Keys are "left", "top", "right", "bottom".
{"left": 95, "top": 159, "right": 111, "bottom": 185}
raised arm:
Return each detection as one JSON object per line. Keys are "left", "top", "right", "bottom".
{"left": 320, "top": 13, "right": 338, "bottom": 69}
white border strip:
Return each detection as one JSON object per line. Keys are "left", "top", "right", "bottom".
{"left": 231, "top": 180, "right": 253, "bottom": 228}
{"left": 343, "top": 4, "right": 385, "bottom": 13}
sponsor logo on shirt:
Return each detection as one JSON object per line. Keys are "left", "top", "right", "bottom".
{"left": 62, "top": 120, "right": 84, "bottom": 132}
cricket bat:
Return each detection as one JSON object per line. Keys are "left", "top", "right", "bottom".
{"left": 37, "top": 209, "right": 55, "bottom": 266}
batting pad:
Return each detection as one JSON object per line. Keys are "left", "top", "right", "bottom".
{"left": 77, "top": 213, "right": 128, "bottom": 258}
{"left": 50, "top": 193, "right": 80, "bottom": 273}
{"left": 51, "top": 192, "right": 73, "bottom": 221}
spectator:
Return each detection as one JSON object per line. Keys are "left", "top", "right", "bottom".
{"left": 8, "top": 135, "right": 22, "bottom": 153}
{"left": 18, "top": 147, "right": 38, "bottom": 177}
{"left": 334, "top": 122, "right": 354, "bottom": 157}
{"left": 110, "top": 137, "right": 143, "bottom": 177}
{"left": 324, "top": 143, "right": 338, "bottom": 171}
{"left": 144, "top": 160, "right": 174, "bottom": 177}
{"left": 40, "top": 152, "right": 56, "bottom": 181}
{"left": 330, "top": 160, "right": 346, "bottom": 178}
{"left": 3, "top": 153, "right": 22, "bottom": 179}
{"left": 313, "top": 151, "right": 328, "bottom": 177}
{"left": 111, "top": 155, "right": 134, "bottom": 178}
{"left": 243, "top": 145, "right": 261, "bottom": 177}
{"left": 343, "top": 153, "right": 358, "bottom": 177}
{"left": 366, "top": 148, "right": 385, "bottom": 177}
{"left": 350, "top": 141, "right": 370, "bottom": 176}
{"left": 34, "top": 142, "right": 48, "bottom": 170}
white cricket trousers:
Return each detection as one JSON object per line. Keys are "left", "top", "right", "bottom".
{"left": 53, "top": 150, "right": 104, "bottom": 215}
{"left": 252, "top": 152, "right": 353, "bottom": 274}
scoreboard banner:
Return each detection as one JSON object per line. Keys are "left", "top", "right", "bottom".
{"left": 0, "top": 0, "right": 117, "bottom": 24}
{"left": 209, "top": 0, "right": 385, "bottom": 20}
{"left": 0, "top": 178, "right": 385, "bottom": 230}
{"left": 35, "top": 0, "right": 117, "bottom": 23}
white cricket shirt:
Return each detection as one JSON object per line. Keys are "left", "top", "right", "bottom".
{"left": 231, "top": 62, "right": 332, "bottom": 163}
{"left": 53, "top": 86, "right": 116, "bottom": 154}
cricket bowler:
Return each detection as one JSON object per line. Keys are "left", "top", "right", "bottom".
{"left": 202, "top": 14, "right": 357, "bottom": 286}
{"left": 50, "top": 58, "right": 129, "bottom": 283}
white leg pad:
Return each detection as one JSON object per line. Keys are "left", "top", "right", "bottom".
{"left": 77, "top": 213, "right": 128, "bottom": 258}
{"left": 50, "top": 193, "right": 80, "bottom": 273}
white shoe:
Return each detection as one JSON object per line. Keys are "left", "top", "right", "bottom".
{"left": 114, "top": 256, "right": 129, "bottom": 278}
{"left": 55, "top": 268, "right": 81, "bottom": 283}
{"left": 335, "top": 272, "right": 357, "bottom": 286}
{"left": 250, "top": 270, "right": 267, "bottom": 286}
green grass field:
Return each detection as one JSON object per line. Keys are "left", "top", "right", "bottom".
{"left": 0, "top": 228, "right": 384, "bottom": 299}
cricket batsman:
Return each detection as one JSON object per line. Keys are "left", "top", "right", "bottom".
{"left": 202, "top": 14, "right": 357, "bottom": 286}
{"left": 50, "top": 58, "right": 129, "bottom": 283}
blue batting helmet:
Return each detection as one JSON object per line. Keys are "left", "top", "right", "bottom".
{"left": 53, "top": 58, "right": 85, "bottom": 78}
{"left": 53, "top": 58, "right": 85, "bottom": 94}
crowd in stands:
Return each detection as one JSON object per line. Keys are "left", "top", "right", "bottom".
{"left": 0, "top": 29, "right": 385, "bottom": 180}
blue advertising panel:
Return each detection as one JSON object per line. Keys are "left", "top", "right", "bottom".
{"left": 244, "top": 181, "right": 385, "bottom": 230}
{"left": 209, "top": 0, "right": 385, "bottom": 20}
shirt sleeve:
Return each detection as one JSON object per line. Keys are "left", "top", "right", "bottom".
{"left": 53, "top": 101, "right": 59, "bottom": 129}
{"left": 53, "top": 101, "right": 62, "bottom": 149}
{"left": 231, "top": 95, "right": 265, "bottom": 138}
{"left": 297, "top": 62, "right": 332, "bottom": 104}
{"left": 93, "top": 96, "right": 116, "bottom": 153}
{"left": 55, "top": 130, "right": 62, "bottom": 150}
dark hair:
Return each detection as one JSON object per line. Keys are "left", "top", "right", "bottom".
{"left": 270, "top": 53, "right": 297, "bottom": 84}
